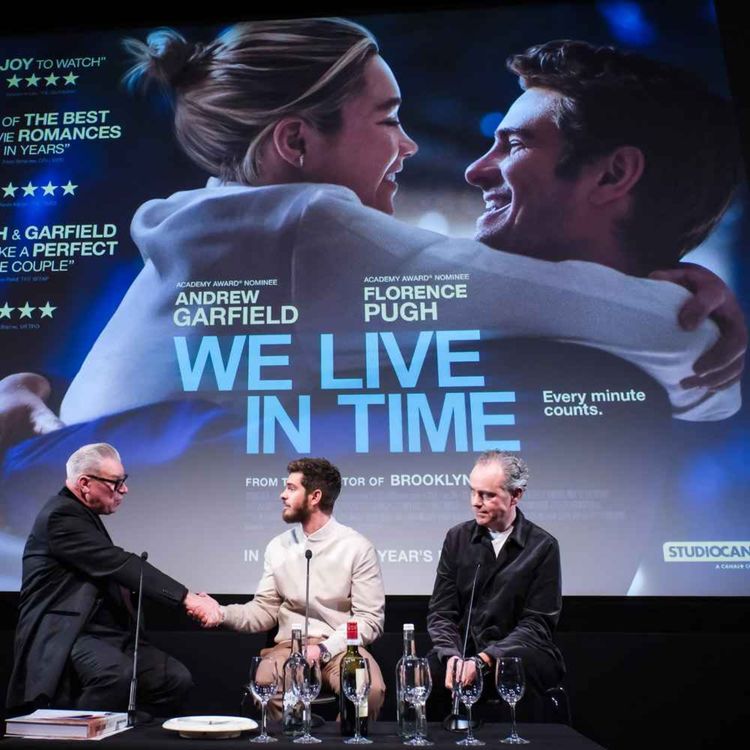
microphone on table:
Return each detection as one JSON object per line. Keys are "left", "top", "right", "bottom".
{"left": 443, "top": 561, "right": 483, "bottom": 732}
{"left": 303, "top": 550, "right": 312, "bottom": 655}
{"left": 301, "top": 550, "right": 325, "bottom": 729}
{"left": 128, "top": 552, "right": 148, "bottom": 727}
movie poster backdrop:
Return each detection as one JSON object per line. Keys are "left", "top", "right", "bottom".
{"left": 1, "top": 1, "right": 748, "bottom": 595}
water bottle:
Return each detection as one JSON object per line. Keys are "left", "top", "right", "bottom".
{"left": 396, "top": 623, "right": 418, "bottom": 740}
{"left": 282, "top": 625, "right": 305, "bottom": 735}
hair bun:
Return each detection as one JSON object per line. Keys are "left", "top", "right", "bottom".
{"left": 148, "top": 29, "right": 194, "bottom": 84}
{"left": 123, "top": 28, "right": 199, "bottom": 91}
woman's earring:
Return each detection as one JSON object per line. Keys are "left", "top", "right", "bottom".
{"left": 298, "top": 154, "right": 305, "bottom": 169}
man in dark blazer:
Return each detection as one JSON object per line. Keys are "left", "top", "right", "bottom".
{"left": 6, "top": 442, "right": 204, "bottom": 713}
{"left": 427, "top": 451, "right": 565, "bottom": 720}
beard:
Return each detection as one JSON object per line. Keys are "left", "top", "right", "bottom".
{"left": 282, "top": 498, "right": 311, "bottom": 524}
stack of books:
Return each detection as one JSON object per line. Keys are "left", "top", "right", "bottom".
{"left": 5, "top": 709, "right": 129, "bottom": 740}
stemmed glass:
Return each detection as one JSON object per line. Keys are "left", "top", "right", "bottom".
{"left": 400, "top": 656, "right": 433, "bottom": 746}
{"left": 291, "top": 657, "right": 322, "bottom": 744}
{"left": 451, "top": 659, "right": 484, "bottom": 746}
{"left": 248, "top": 655, "right": 280, "bottom": 743}
{"left": 341, "top": 655, "right": 372, "bottom": 745}
{"left": 496, "top": 657, "right": 529, "bottom": 745}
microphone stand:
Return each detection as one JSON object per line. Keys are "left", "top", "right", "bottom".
{"left": 303, "top": 550, "right": 324, "bottom": 728}
{"left": 443, "top": 562, "right": 482, "bottom": 732}
{"left": 303, "top": 549, "right": 312, "bottom": 655}
{"left": 127, "top": 552, "right": 148, "bottom": 727}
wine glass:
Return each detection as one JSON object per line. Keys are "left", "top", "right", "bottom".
{"left": 451, "top": 659, "right": 484, "bottom": 746}
{"left": 400, "top": 657, "right": 433, "bottom": 746}
{"left": 341, "top": 655, "right": 373, "bottom": 745}
{"left": 496, "top": 657, "right": 529, "bottom": 745}
{"left": 249, "top": 655, "right": 280, "bottom": 743}
{"left": 291, "top": 657, "right": 322, "bottom": 744}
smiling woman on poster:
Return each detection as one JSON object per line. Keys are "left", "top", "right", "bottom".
{"left": 50, "top": 18, "right": 742, "bottom": 429}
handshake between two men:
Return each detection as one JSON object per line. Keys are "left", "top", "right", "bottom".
{"left": 7, "top": 450, "right": 386, "bottom": 719}
{"left": 187, "top": 592, "right": 224, "bottom": 628}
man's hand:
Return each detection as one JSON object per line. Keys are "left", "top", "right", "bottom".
{"left": 445, "top": 656, "right": 460, "bottom": 690}
{"left": 184, "top": 591, "right": 223, "bottom": 628}
{"left": 650, "top": 263, "right": 746, "bottom": 390}
{"left": 0, "top": 373, "right": 64, "bottom": 454}
{"left": 445, "top": 656, "right": 479, "bottom": 689}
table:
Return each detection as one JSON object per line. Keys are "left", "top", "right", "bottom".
{"left": 1, "top": 720, "right": 605, "bottom": 749}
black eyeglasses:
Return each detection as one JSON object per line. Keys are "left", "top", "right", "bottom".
{"left": 86, "top": 474, "right": 128, "bottom": 492}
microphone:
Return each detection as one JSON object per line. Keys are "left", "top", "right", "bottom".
{"left": 128, "top": 552, "right": 148, "bottom": 727}
{"left": 301, "top": 550, "right": 324, "bottom": 730}
{"left": 444, "top": 562, "right": 482, "bottom": 733}
{"left": 303, "top": 550, "right": 312, "bottom": 656}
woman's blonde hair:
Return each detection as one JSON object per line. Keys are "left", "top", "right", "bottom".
{"left": 124, "top": 18, "right": 379, "bottom": 183}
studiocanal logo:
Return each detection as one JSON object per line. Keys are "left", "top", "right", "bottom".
{"left": 663, "top": 541, "right": 750, "bottom": 565}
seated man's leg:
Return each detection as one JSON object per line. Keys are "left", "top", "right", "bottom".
{"left": 426, "top": 651, "right": 455, "bottom": 722}
{"left": 69, "top": 632, "right": 132, "bottom": 710}
{"left": 259, "top": 640, "right": 293, "bottom": 720}
{"left": 325, "top": 645, "right": 385, "bottom": 720}
{"left": 135, "top": 639, "right": 193, "bottom": 715}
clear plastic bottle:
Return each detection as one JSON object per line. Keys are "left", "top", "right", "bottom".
{"left": 282, "top": 625, "right": 305, "bottom": 736}
{"left": 396, "top": 623, "right": 418, "bottom": 740}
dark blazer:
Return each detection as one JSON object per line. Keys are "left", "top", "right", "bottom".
{"left": 427, "top": 509, "right": 565, "bottom": 681}
{"left": 6, "top": 487, "right": 187, "bottom": 709}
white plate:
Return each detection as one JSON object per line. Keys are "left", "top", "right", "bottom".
{"left": 162, "top": 715, "right": 258, "bottom": 739}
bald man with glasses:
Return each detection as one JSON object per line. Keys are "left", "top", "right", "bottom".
{"left": 6, "top": 442, "right": 203, "bottom": 715}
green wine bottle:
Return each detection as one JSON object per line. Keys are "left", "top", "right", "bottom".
{"left": 339, "top": 620, "right": 368, "bottom": 737}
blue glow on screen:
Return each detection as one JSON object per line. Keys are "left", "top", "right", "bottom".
{"left": 702, "top": 0, "right": 717, "bottom": 23}
{"left": 480, "top": 112, "right": 504, "bottom": 138}
{"left": 597, "top": 1, "right": 657, "bottom": 46}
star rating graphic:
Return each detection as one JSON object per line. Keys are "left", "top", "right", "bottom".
{"left": 17, "top": 302, "right": 35, "bottom": 319}
{"left": 39, "top": 301, "right": 57, "bottom": 318}
{"left": 1, "top": 179, "right": 77, "bottom": 199}
{"left": 6, "top": 71, "right": 80, "bottom": 89}
{"left": 0, "top": 301, "right": 57, "bottom": 321}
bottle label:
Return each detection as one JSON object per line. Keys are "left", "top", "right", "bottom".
{"left": 346, "top": 621, "right": 358, "bottom": 642}
{"left": 356, "top": 668, "right": 368, "bottom": 717}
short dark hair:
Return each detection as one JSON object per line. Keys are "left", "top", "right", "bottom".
{"left": 287, "top": 457, "right": 342, "bottom": 512}
{"left": 507, "top": 40, "right": 741, "bottom": 269}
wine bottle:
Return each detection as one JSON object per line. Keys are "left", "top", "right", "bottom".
{"left": 339, "top": 620, "right": 368, "bottom": 737}
{"left": 396, "top": 623, "right": 418, "bottom": 739}
{"left": 282, "top": 625, "right": 305, "bottom": 736}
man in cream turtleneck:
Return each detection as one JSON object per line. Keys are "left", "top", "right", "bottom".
{"left": 192, "top": 457, "right": 385, "bottom": 719}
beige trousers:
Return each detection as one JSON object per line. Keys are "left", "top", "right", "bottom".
{"left": 259, "top": 638, "right": 386, "bottom": 721}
